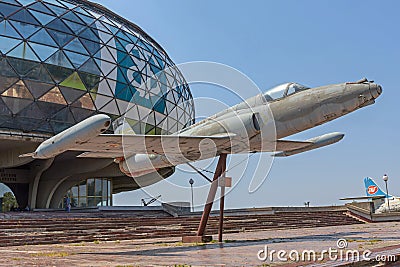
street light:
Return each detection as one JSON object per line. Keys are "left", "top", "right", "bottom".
{"left": 189, "top": 178, "right": 194, "bottom": 212}
{"left": 382, "top": 174, "right": 390, "bottom": 212}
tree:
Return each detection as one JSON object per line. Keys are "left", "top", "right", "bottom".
{"left": 2, "top": 192, "right": 18, "bottom": 212}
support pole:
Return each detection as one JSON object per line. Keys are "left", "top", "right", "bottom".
{"left": 196, "top": 154, "right": 227, "bottom": 237}
{"left": 218, "top": 179, "right": 226, "bottom": 242}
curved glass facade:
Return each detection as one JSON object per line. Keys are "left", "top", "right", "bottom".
{"left": 60, "top": 178, "right": 112, "bottom": 208}
{"left": 0, "top": 0, "right": 194, "bottom": 135}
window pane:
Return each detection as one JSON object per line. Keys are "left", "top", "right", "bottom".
{"left": 95, "top": 179, "right": 102, "bottom": 197}
{"left": 87, "top": 178, "right": 95, "bottom": 196}
{"left": 78, "top": 181, "right": 86, "bottom": 195}
{"left": 87, "top": 197, "right": 96, "bottom": 207}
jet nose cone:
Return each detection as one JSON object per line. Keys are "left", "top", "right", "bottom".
{"left": 370, "top": 83, "right": 383, "bottom": 99}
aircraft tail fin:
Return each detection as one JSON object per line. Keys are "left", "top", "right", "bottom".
{"left": 364, "top": 177, "right": 392, "bottom": 197}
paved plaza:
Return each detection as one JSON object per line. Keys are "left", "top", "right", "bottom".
{"left": 0, "top": 221, "right": 399, "bottom": 266}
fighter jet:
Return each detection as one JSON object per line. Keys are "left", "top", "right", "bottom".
{"left": 21, "top": 78, "right": 382, "bottom": 179}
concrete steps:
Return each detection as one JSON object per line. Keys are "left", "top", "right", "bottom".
{"left": 0, "top": 210, "right": 362, "bottom": 246}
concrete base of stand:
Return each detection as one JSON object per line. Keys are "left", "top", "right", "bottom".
{"left": 182, "top": 235, "right": 213, "bottom": 243}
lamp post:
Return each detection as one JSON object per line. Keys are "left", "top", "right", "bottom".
{"left": 383, "top": 174, "right": 390, "bottom": 212}
{"left": 189, "top": 178, "right": 194, "bottom": 212}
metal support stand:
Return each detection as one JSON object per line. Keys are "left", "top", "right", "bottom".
{"left": 218, "top": 177, "right": 226, "bottom": 243}
{"left": 182, "top": 154, "right": 227, "bottom": 243}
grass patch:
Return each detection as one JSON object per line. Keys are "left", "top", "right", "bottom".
{"left": 30, "top": 252, "right": 72, "bottom": 258}
{"left": 70, "top": 242, "right": 86, "bottom": 247}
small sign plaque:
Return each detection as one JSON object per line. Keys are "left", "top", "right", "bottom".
{"left": 219, "top": 177, "right": 232, "bottom": 188}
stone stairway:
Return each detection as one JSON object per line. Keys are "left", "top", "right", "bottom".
{"left": 0, "top": 210, "right": 363, "bottom": 247}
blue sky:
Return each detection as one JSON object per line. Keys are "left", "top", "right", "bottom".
{"left": 97, "top": 0, "right": 400, "bottom": 208}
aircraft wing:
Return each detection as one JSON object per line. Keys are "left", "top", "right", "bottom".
{"left": 340, "top": 196, "right": 386, "bottom": 201}
{"left": 19, "top": 114, "right": 312, "bottom": 160}
{"left": 73, "top": 134, "right": 311, "bottom": 159}
{"left": 74, "top": 134, "right": 233, "bottom": 159}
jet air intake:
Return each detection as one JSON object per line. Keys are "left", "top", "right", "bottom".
{"left": 218, "top": 112, "right": 263, "bottom": 139}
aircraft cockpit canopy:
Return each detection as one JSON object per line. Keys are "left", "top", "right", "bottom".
{"left": 264, "top": 83, "right": 310, "bottom": 101}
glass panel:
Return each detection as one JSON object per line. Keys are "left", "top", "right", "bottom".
{"left": 87, "top": 178, "right": 95, "bottom": 196}
{"left": 46, "top": 17, "right": 72, "bottom": 34}
{"left": 60, "top": 71, "right": 86, "bottom": 90}
{"left": 78, "top": 27, "right": 98, "bottom": 41}
{"left": 42, "top": 2, "right": 67, "bottom": 17}
{"left": 7, "top": 42, "right": 39, "bottom": 61}
{"left": 87, "top": 197, "right": 96, "bottom": 207}
{"left": 264, "top": 83, "right": 288, "bottom": 100}
{"left": 25, "top": 81, "right": 52, "bottom": 99}
{"left": 79, "top": 58, "right": 101, "bottom": 75}
{"left": 44, "top": 64, "right": 73, "bottom": 83}
{"left": 0, "top": 36, "right": 20, "bottom": 55}
{"left": 71, "top": 197, "right": 78, "bottom": 208}
{"left": 63, "top": 19, "right": 85, "bottom": 35}
{"left": 39, "top": 86, "right": 66, "bottom": 104}
{"left": 71, "top": 185, "right": 78, "bottom": 198}
{"left": 0, "top": 20, "right": 21, "bottom": 38}
{"left": 49, "top": 120, "right": 72, "bottom": 133}
{"left": 45, "top": 50, "right": 73, "bottom": 68}
{"left": 10, "top": 20, "right": 40, "bottom": 39}
{"left": 78, "top": 197, "right": 86, "bottom": 207}
{"left": 17, "top": 102, "right": 44, "bottom": 119}
{"left": 25, "top": 64, "right": 54, "bottom": 83}
{"left": 1, "top": 96, "right": 33, "bottom": 114}
{"left": 95, "top": 197, "right": 102, "bottom": 206}
{"left": 36, "top": 101, "right": 64, "bottom": 116}
{"left": 102, "top": 179, "right": 108, "bottom": 199}
{"left": 59, "top": 86, "right": 85, "bottom": 104}
{"left": 44, "top": 0, "right": 66, "bottom": 8}
{"left": 0, "top": 56, "right": 18, "bottom": 78}
{"left": 287, "top": 83, "right": 296, "bottom": 96}
{"left": 29, "top": 10, "right": 54, "bottom": 25}
{"left": 95, "top": 20, "right": 111, "bottom": 34}
{"left": 16, "top": 117, "right": 43, "bottom": 132}
{"left": 51, "top": 107, "right": 75, "bottom": 123}
{"left": 79, "top": 72, "right": 100, "bottom": 90}
{"left": 62, "top": 10, "right": 84, "bottom": 24}
{"left": 78, "top": 181, "right": 86, "bottom": 197}
{"left": 9, "top": 9, "right": 39, "bottom": 25}
{"left": 29, "top": 42, "right": 58, "bottom": 61}
{"left": 46, "top": 28, "right": 73, "bottom": 47}
{"left": 0, "top": 3, "right": 21, "bottom": 17}
{"left": 95, "top": 179, "right": 102, "bottom": 197}
{"left": 64, "top": 50, "right": 89, "bottom": 68}
{"left": 71, "top": 93, "right": 95, "bottom": 110}
{"left": 1, "top": 80, "right": 33, "bottom": 99}
{"left": 70, "top": 106, "right": 95, "bottom": 121}
{"left": 70, "top": 12, "right": 91, "bottom": 26}
{"left": 29, "top": 28, "right": 57, "bottom": 47}
{"left": 35, "top": 121, "right": 53, "bottom": 132}
{"left": 28, "top": 2, "right": 55, "bottom": 15}
{"left": 79, "top": 38, "right": 100, "bottom": 56}
{"left": 0, "top": 77, "right": 18, "bottom": 94}
{"left": 17, "top": 0, "right": 36, "bottom": 5}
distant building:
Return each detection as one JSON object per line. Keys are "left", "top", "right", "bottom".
{"left": 0, "top": 0, "right": 194, "bottom": 209}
